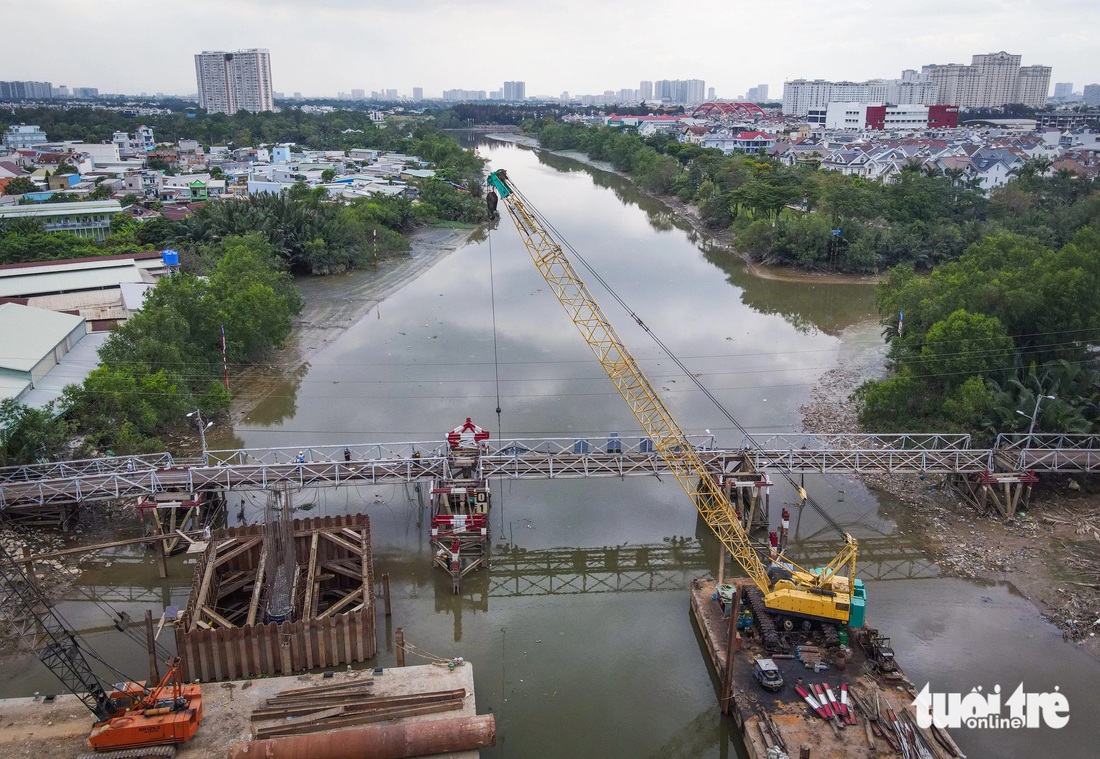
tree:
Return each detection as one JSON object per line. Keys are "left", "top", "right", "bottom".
{"left": 4, "top": 177, "right": 37, "bottom": 195}
{"left": 0, "top": 400, "right": 70, "bottom": 465}
{"left": 321, "top": 169, "right": 336, "bottom": 182}
{"left": 54, "top": 161, "right": 79, "bottom": 175}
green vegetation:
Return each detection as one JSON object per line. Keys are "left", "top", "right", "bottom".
{"left": 529, "top": 121, "right": 1100, "bottom": 274}
{"left": 0, "top": 117, "right": 488, "bottom": 460}
{"left": 857, "top": 230, "right": 1100, "bottom": 439}
{"left": 63, "top": 234, "right": 301, "bottom": 453}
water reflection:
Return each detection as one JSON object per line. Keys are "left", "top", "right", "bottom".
{"left": 703, "top": 245, "right": 877, "bottom": 336}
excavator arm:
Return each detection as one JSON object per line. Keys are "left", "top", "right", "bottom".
{"left": 488, "top": 169, "right": 857, "bottom": 626}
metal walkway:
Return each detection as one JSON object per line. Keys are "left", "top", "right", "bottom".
{"left": 2, "top": 432, "right": 1099, "bottom": 511}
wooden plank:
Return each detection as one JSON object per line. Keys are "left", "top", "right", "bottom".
{"left": 360, "top": 529, "right": 371, "bottom": 608}
{"left": 319, "top": 529, "right": 363, "bottom": 556}
{"left": 246, "top": 542, "right": 268, "bottom": 627}
{"left": 190, "top": 553, "right": 220, "bottom": 632}
{"left": 214, "top": 536, "right": 262, "bottom": 569}
{"left": 215, "top": 571, "right": 254, "bottom": 599}
{"left": 328, "top": 615, "right": 339, "bottom": 666}
{"left": 303, "top": 532, "right": 320, "bottom": 619}
{"left": 28, "top": 530, "right": 204, "bottom": 561}
{"left": 321, "top": 560, "right": 362, "bottom": 581}
{"left": 252, "top": 699, "right": 464, "bottom": 739}
{"left": 225, "top": 626, "right": 239, "bottom": 678}
{"left": 201, "top": 604, "right": 237, "bottom": 629}
{"left": 316, "top": 586, "right": 364, "bottom": 619}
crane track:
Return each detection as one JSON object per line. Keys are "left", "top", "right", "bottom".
{"left": 743, "top": 586, "right": 782, "bottom": 653}
{"left": 76, "top": 746, "right": 175, "bottom": 759}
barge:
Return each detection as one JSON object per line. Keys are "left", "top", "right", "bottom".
{"left": 691, "top": 578, "right": 965, "bottom": 759}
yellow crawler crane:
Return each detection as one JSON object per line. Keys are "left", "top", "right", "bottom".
{"left": 487, "top": 169, "right": 858, "bottom": 628}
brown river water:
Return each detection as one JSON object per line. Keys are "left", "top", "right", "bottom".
{"left": 3, "top": 140, "right": 1098, "bottom": 758}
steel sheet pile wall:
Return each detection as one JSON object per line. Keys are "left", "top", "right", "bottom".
{"left": 176, "top": 513, "right": 376, "bottom": 681}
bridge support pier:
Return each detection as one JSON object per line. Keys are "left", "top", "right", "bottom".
{"left": 952, "top": 470, "right": 1038, "bottom": 518}
{"left": 712, "top": 458, "right": 772, "bottom": 534}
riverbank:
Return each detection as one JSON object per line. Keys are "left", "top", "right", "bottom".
{"left": 801, "top": 354, "right": 1100, "bottom": 659}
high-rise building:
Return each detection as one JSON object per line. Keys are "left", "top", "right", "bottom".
{"left": 970, "top": 51, "right": 1022, "bottom": 106}
{"left": 707, "top": 86, "right": 716, "bottom": 100}
{"left": 639, "top": 80, "right": 653, "bottom": 100}
{"left": 194, "top": 49, "right": 274, "bottom": 114}
{"left": 923, "top": 52, "right": 1050, "bottom": 108}
{"left": 1053, "top": 82, "right": 1073, "bottom": 100}
{"left": 412, "top": 87, "right": 423, "bottom": 101}
{"left": 0, "top": 81, "right": 53, "bottom": 100}
{"left": 747, "top": 84, "right": 769, "bottom": 102}
{"left": 1084, "top": 84, "right": 1100, "bottom": 107}
{"left": 503, "top": 81, "right": 526, "bottom": 101}
{"left": 652, "top": 79, "right": 705, "bottom": 105}
{"left": 351, "top": 89, "right": 365, "bottom": 100}
{"left": 72, "top": 87, "right": 99, "bottom": 99}
{"left": 1016, "top": 66, "right": 1053, "bottom": 108}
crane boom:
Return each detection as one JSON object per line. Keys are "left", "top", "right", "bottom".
{"left": 0, "top": 544, "right": 115, "bottom": 720}
{"left": 488, "top": 169, "right": 858, "bottom": 626}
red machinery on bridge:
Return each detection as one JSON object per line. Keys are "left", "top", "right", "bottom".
{"left": 432, "top": 419, "right": 492, "bottom": 592}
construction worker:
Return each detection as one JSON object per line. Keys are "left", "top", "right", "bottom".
{"left": 343, "top": 447, "right": 351, "bottom": 462}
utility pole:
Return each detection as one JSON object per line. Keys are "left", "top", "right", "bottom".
{"left": 1016, "top": 394, "right": 1055, "bottom": 468}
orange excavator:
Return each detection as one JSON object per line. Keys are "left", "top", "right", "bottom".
{"left": 0, "top": 544, "right": 201, "bottom": 756}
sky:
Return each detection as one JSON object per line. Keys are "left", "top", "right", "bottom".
{"left": 4, "top": 0, "right": 1098, "bottom": 99}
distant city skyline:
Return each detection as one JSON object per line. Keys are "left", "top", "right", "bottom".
{"left": 3, "top": 0, "right": 1098, "bottom": 99}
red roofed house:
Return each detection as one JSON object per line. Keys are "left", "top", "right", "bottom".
{"left": 701, "top": 130, "right": 776, "bottom": 154}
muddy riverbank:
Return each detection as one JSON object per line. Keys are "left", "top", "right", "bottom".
{"left": 801, "top": 356, "right": 1100, "bottom": 659}
{"left": 226, "top": 226, "right": 475, "bottom": 427}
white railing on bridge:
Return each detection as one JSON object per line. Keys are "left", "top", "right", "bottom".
{"left": 483, "top": 434, "right": 718, "bottom": 457}
{"left": 750, "top": 433, "right": 972, "bottom": 451}
{"left": 0, "top": 453, "right": 179, "bottom": 485}
{"left": 995, "top": 433, "right": 1100, "bottom": 450}
{"left": 206, "top": 441, "right": 448, "bottom": 466}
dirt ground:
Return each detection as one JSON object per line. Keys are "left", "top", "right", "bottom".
{"left": 0, "top": 664, "right": 480, "bottom": 759}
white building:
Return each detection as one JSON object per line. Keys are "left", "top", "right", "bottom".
{"left": 194, "top": 49, "right": 275, "bottom": 114}
{"left": 922, "top": 52, "right": 1051, "bottom": 109}
{"left": 503, "top": 81, "right": 526, "bottom": 101}
{"left": 3, "top": 125, "right": 49, "bottom": 150}
{"left": 782, "top": 78, "right": 938, "bottom": 116}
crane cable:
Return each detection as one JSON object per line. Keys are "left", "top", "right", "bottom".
{"left": 485, "top": 222, "right": 506, "bottom": 530}
{"left": 510, "top": 184, "right": 847, "bottom": 540}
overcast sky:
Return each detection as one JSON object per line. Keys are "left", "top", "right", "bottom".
{"left": 5, "top": 0, "right": 1098, "bottom": 99}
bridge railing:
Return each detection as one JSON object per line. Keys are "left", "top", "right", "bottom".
{"left": 205, "top": 441, "right": 447, "bottom": 466}
{"left": 484, "top": 434, "right": 717, "bottom": 458}
{"left": 995, "top": 433, "right": 1100, "bottom": 450}
{"left": 0, "top": 452, "right": 178, "bottom": 484}
{"left": 750, "top": 433, "right": 973, "bottom": 451}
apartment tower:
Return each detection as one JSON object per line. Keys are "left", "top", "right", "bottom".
{"left": 195, "top": 49, "right": 274, "bottom": 114}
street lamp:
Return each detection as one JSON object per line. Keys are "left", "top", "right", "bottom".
{"left": 186, "top": 410, "right": 213, "bottom": 463}
{"left": 1016, "top": 395, "right": 1055, "bottom": 465}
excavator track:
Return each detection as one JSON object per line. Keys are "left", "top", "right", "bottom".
{"left": 744, "top": 586, "right": 782, "bottom": 653}
{"left": 822, "top": 624, "right": 840, "bottom": 649}
{"left": 77, "top": 745, "right": 176, "bottom": 759}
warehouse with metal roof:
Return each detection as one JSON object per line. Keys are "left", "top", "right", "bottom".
{"left": 0, "top": 303, "right": 88, "bottom": 403}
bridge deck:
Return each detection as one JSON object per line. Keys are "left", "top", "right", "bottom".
{"left": 1, "top": 433, "right": 1098, "bottom": 511}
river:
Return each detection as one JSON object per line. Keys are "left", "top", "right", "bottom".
{"left": 4, "top": 140, "right": 1098, "bottom": 757}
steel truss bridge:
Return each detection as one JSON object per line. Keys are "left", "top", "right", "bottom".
{"left": 1, "top": 432, "right": 1097, "bottom": 512}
